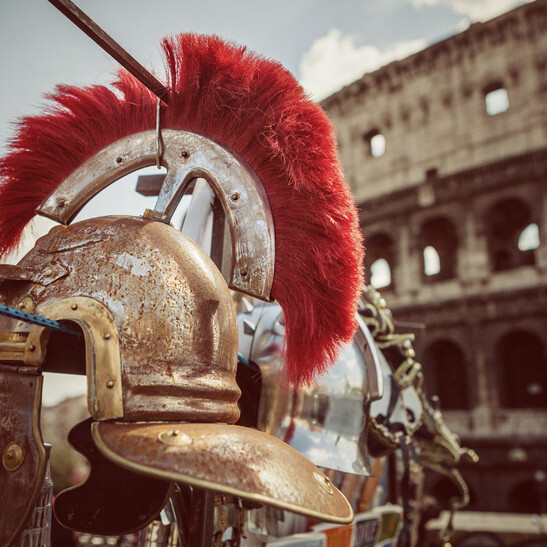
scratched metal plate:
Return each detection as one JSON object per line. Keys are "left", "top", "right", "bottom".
{"left": 92, "top": 421, "right": 354, "bottom": 524}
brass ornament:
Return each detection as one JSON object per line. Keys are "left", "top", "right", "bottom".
{"left": 17, "top": 296, "right": 35, "bottom": 314}
{"left": 3, "top": 442, "right": 25, "bottom": 472}
{"left": 158, "top": 430, "right": 193, "bottom": 447}
{"left": 313, "top": 471, "right": 334, "bottom": 495}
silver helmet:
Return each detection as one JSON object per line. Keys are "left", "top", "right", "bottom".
{"left": 237, "top": 299, "right": 383, "bottom": 475}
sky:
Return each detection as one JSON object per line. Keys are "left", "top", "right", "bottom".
{"left": 0, "top": 0, "right": 531, "bottom": 406}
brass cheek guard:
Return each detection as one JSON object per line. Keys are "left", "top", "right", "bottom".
{"left": 37, "top": 130, "right": 275, "bottom": 301}
{"left": 24, "top": 297, "right": 123, "bottom": 421}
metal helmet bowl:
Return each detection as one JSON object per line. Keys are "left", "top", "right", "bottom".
{"left": 1, "top": 215, "right": 241, "bottom": 424}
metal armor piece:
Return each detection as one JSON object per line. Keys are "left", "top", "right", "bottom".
{"left": 368, "top": 349, "right": 424, "bottom": 456}
{"left": 0, "top": 215, "right": 354, "bottom": 531}
{"left": 37, "top": 130, "right": 275, "bottom": 301}
{"left": 92, "top": 422, "right": 353, "bottom": 524}
{"left": 0, "top": 365, "right": 46, "bottom": 547}
{"left": 360, "top": 286, "right": 424, "bottom": 456}
{"left": 237, "top": 300, "right": 383, "bottom": 475}
{"left": 1, "top": 215, "right": 241, "bottom": 424}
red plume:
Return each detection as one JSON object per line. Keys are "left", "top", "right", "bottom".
{"left": 0, "top": 34, "right": 364, "bottom": 384}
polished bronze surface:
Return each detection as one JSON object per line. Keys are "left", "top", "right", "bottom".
{"left": 24, "top": 297, "right": 123, "bottom": 420}
{"left": 92, "top": 422, "right": 354, "bottom": 524}
{"left": 3, "top": 442, "right": 25, "bottom": 472}
{"left": 0, "top": 332, "right": 27, "bottom": 362}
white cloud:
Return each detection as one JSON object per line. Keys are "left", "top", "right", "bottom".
{"left": 408, "top": 0, "right": 532, "bottom": 22}
{"left": 299, "top": 30, "right": 427, "bottom": 101}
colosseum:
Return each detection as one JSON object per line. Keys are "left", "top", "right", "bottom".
{"left": 322, "top": 0, "right": 547, "bottom": 514}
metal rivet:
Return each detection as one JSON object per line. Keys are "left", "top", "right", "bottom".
{"left": 313, "top": 471, "right": 334, "bottom": 495}
{"left": 116, "top": 156, "right": 123, "bottom": 164}
{"left": 17, "top": 295, "right": 35, "bottom": 313}
{"left": 3, "top": 442, "right": 25, "bottom": 472}
{"left": 103, "top": 333, "right": 111, "bottom": 340}
{"left": 28, "top": 344, "right": 35, "bottom": 352}
{"left": 158, "top": 430, "right": 192, "bottom": 446}
{"left": 106, "top": 381, "right": 114, "bottom": 389}
{"left": 231, "top": 192, "right": 240, "bottom": 201}
{"left": 180, "top": 150, "right": 189, "bottom": 158}
{"left": 241, "top": 270, "right": 248, "bottom": 278}
{"left": 44, "top": 268, "right": 53, "bottom": 276}
{"left": 71, "top": 303, "right": 78, "bottom": 310}
{"left": 57, "top": 198, "right": 66, "bottom": 208}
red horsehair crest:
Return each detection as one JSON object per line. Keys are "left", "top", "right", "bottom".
{"left": 0, "top": 33, "right": 364, "bottom": 384}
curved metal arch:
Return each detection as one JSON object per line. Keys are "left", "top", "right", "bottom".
{"left": 24, "top": 296, "right": 123, "bottom": 421}
{"left": 37, "top": 130, "right": 275, "bottom": 300}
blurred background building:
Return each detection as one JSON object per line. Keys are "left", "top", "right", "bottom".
{"left": 322, "top": 0, "right": 547, "bottom": 514}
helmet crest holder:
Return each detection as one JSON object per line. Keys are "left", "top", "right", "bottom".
{"left": 38, "top": 129, "right": 276, "bottom": 301}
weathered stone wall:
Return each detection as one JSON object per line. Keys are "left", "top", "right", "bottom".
{"left": 324, "top": 0, "right": 547, "bottom": 203}
{"left": 323, "top": 0, "right": 547, "bottom": 513}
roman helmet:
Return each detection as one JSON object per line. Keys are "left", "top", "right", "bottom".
{"left": 0, "top": 34, "right": 365, "bottom": 545}
{"left": 237, "top": 298, "right": 383, "bottom": 476}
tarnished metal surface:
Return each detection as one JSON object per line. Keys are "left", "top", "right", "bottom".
{"left": 418, "top": 400, "right": 479, "bottom": 472}
{"left": 237, "top": 299, "right": 382, "bottom": 475}
{"left": 2, "top": 215, "right": 241, "bottom": 423}
{"left": 0, "top": 332, "right": 27, "bottom": 361}
{"left": 92, "top": 422, "right": 354, "bottom": 524}
{"left": 37, "top": 130, "right": 275, "bottom": 300}
{"left": 0, "top": 365, "right": 46, "bottom": 546}
{"left": 415, "top": 398, "right": 479, "bottom": 514}
{"left": 361, "top": 284, "right": 478, "bottom": 525}
{"left": 14, "top": 444, "right": 53, "bottom": 547}
{"left": 24, "top": 297, "right": 123, "bottom": 420}
{"left": 0, "top": 262, "right": 69, "bottom": 286}
{"left": 360, "top": 286, "right": 424, "bottom": 453}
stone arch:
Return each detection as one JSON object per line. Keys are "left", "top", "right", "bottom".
{"left": 421, "top": 339, "right": 470, "bottom": 410}
{"left": 418, "top": 216, "right": 458, "bottom": 282}
{"left": 486, "top": 197, "right": 537, "bottom": 271}
{"left": 496, "top": 330, "right": 547, "bottom": 409}
{"left": 365, "top": 231, "right": 396, "bottom": 290}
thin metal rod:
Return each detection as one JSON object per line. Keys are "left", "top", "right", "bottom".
{"left": 48, "top": 0, "right": 169, "bottom": 104}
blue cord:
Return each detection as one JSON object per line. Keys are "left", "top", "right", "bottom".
{"left": 0, "top": 304, "right": 83, "bottom": 336}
